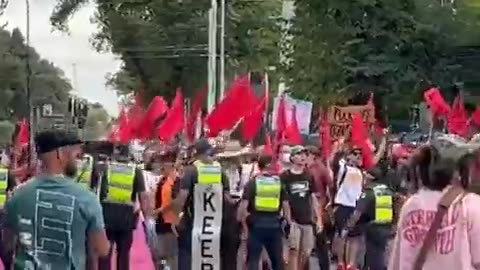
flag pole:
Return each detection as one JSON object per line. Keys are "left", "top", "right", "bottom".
{"left": 219, "top": 0, "right": 226, "bottom": 101}
{"left": 207, "top": 0, "right": 218, "bottom": 113}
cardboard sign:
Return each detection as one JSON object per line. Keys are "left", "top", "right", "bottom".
{"left": 327, "top": 105, "right": 375, "bottom": 139}
{"left": 192, "top": 184, "right": 223, "bottom": 270}
{"left": 272, "top": 95, "right": 313, "bottom": 134}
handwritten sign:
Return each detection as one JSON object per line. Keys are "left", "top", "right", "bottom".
{"left": 192, "top": 184, "right": 223, "bottom": 270}
{"left": 327, "top": 105, "right": 375, "bottom": 139}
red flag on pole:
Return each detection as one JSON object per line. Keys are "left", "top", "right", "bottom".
{"left": 285, "top": 106, "right": 303, "bottom": 145}
{"left": 16, "top": 119, "right": 29, "bottom": 146}
{"left": 447, "top": 95, "right": 469, "bottom": 138}
{"left": 205, "top": 75, "right": 258, "bottom": 137}
{"left": 138, "top": 96, "right": 168, "bottom": 139}
{"left": 157, "top": 89, "right": 185, "bottom": 142}
{"left": 186, "top": 88, "right": 207, "bottom": 142}
{"left": 242, "top": 96, "right": 266, "bottom": 142}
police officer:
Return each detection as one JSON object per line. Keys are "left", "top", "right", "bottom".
{"left": 0, "top": 163, "right": 12, "bottom": 269}
{"left": 174, "top": 139, "right": 230, "bottom": 270}
{"left": 237, "top": 153, "right": 291, "bottom": 270}
{"left": 343, "top": 167, "right": 394, "bottom": 270}
{"left": 95, "top": 146, "right": 148, "bottom": 270}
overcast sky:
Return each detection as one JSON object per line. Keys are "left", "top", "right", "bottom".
{"left": 3, "top": 0, "right": 120, "bottom": 116}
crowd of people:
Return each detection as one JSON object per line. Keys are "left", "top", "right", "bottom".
{"left": 1, "top": 128, "right": 480, "bottom": 270}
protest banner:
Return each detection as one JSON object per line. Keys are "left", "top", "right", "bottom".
{"left": 272, "top": 95, "right": 313, "bottom": 134}
{"left": 192, "top": 184, "right": 223, "bottom": 270}
{"left": 327, "top": 104, "right": 375, "bottom": 139}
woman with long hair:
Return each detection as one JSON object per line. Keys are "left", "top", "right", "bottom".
{"left": 389, "top": 143, "right": 480, "bottom": 270}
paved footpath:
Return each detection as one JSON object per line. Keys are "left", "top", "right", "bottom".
{"left": 0, "top": 221, "right": 155, "bottom": 270}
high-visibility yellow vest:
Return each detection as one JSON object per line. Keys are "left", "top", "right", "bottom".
{"left": 254, "top": 175, "right": 281, "bottom": 212}
{"left": 0, "top": 167, "right": 7, "bottom": 206}
{"left": 77, "top": 155, "right": 93, "bottom": 186}
{"left": 105, "top": 162, "right": 135, "bottom": 204}
{"left": 373, "top": 184, "right": 393, "bottom": 224}
{"left": 194, "top": 160, "right": 222, "bottom": 185}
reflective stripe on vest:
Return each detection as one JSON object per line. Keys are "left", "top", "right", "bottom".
{"left": 107, "top": 162, "right": 135, "bottom": 204}
{"left": 373, "top": 184, "right": 393, "bottom": 224}
{"left": 0, "top": 168, "right": 8, "bottom": 206}
{"left": 254, "top": 175, "right": 281, "bottom": 212}
{"left": 194, "top": 161, "right": 222, "bottom": 185}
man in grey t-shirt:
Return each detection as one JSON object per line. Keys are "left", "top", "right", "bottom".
{"left": 2, "top": 130, "right": 110, "bottom": 270}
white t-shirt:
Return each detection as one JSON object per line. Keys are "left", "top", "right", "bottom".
{"left": 142, "top": 170, "right": 160, "bottom": 192}
{"left": 334, "top": 159, "right": 364, "bottom": 207}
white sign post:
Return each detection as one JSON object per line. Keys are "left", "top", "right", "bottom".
{"left": 192, "top": 184, "right": 223, "bottom": 270}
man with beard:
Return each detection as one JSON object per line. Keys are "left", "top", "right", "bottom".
{"left": 2, "top": 130, "right": 110, "bottom": 269}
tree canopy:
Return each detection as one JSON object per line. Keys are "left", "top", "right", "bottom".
{"left": 0, "top": 23, "right": 72, "bottom": 141}
{"left": 50, "top": 0, "right": 480, "bottom": 121}
{"left": 83, "top": 102, "right": 110, "bottom": 140}
{"left": 51, "top": 0, "right": 283, "bottom": 103}
{"left": 286, "top": 0, "right": 480, "bottom": 118}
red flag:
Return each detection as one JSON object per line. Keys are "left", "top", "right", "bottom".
{"left": 186, "top": 88, "right": 207, "bottom": 142}
{"left": 117, "top": 108, "right": 132, "bottom": 143}
{"left": 285, "top": 106, "right": 303, "bottom": 145}
{"left": 319, "top": 114, "right": 331, "bottom": 161}
{"left": 138, "top": 96, "right": 168, "bottom": 139}
{"left": 242, "top": 96, "right": 266, "bottom": 142}
{"left": 351, "top": 113, "right": 375, "bottom": 169}
{"left": 127, "top": 94, "right": 145, "bottom": 138}
{"left": 205, "top": 75, "right": 258, "bottom": 137}
{"left": 424, "top": 88, "right": 451, "bottom": 118}
{"left": 275, "top": 95, "right": 287, "bottom": 141}
{"left": 264, "top": 135, "right": 273, "bottom": 156}
{"left": 447, "top": 95, "right": 469, "bottom": 137}
{"left": 471, "top": 107, "right": 480, "bottom": 127}
{"left": 157, "top": 89, "right": 185, "bottom": 142}
{"left": 16, "top": 119, "right": 29, "bottom": 146}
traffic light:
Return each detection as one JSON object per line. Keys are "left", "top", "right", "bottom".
{"left": 77, "top": 117, "right": 86, "bottom": 129}
{"left": 68, "top": 97, "right": 75, "bottom": 114}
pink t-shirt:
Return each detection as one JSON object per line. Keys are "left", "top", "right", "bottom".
{"left": 389, "top": 187, "right": 480, "bottom": 270}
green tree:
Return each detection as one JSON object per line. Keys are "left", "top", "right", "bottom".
{"left": 286, "top": 0, "right": 480, "bottom": 118}
{"left": 0, "top": 27, "right": 71, "bottom": 124}
{"left": 84, "top": 102, "right": 110, "bottom": 140}
{"left": 51, "top": 0, "right": 282, "bottom": 103}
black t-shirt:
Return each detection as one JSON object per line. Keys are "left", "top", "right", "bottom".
{"left": 179, "top": 164, "right": 229, "bottom": 225}
{"left": 280, "top": 169, "right": 316, "bottom": 225}
{"left": 242, "top": 174, "right": 287, "bottom": 227}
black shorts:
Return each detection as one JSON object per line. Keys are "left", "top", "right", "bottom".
{"left": 333, "top": 205, "right": 363, "bottom": 237}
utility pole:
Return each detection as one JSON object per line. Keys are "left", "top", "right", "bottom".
{"left": 72, "top": 62, "right": 79, "bottom": 93}
{"left": 25, "top": 0, "right": 33, "bottom": 165}
{"left": 207, "top": 0, "right": 218, "bottom": 112}
{"left": 219, "top": 0, "right": 226, "bottom": 100}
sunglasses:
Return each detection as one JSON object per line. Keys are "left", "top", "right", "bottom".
{"left": 352, "top": 151, "right": 362, "bottom": 156}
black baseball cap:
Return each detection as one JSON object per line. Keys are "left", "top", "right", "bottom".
{"left": 194, "top": 139, "right": 214, "bottom": 156}
{"left": 35, "top": 130, "right": 82, "bottom": 154}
